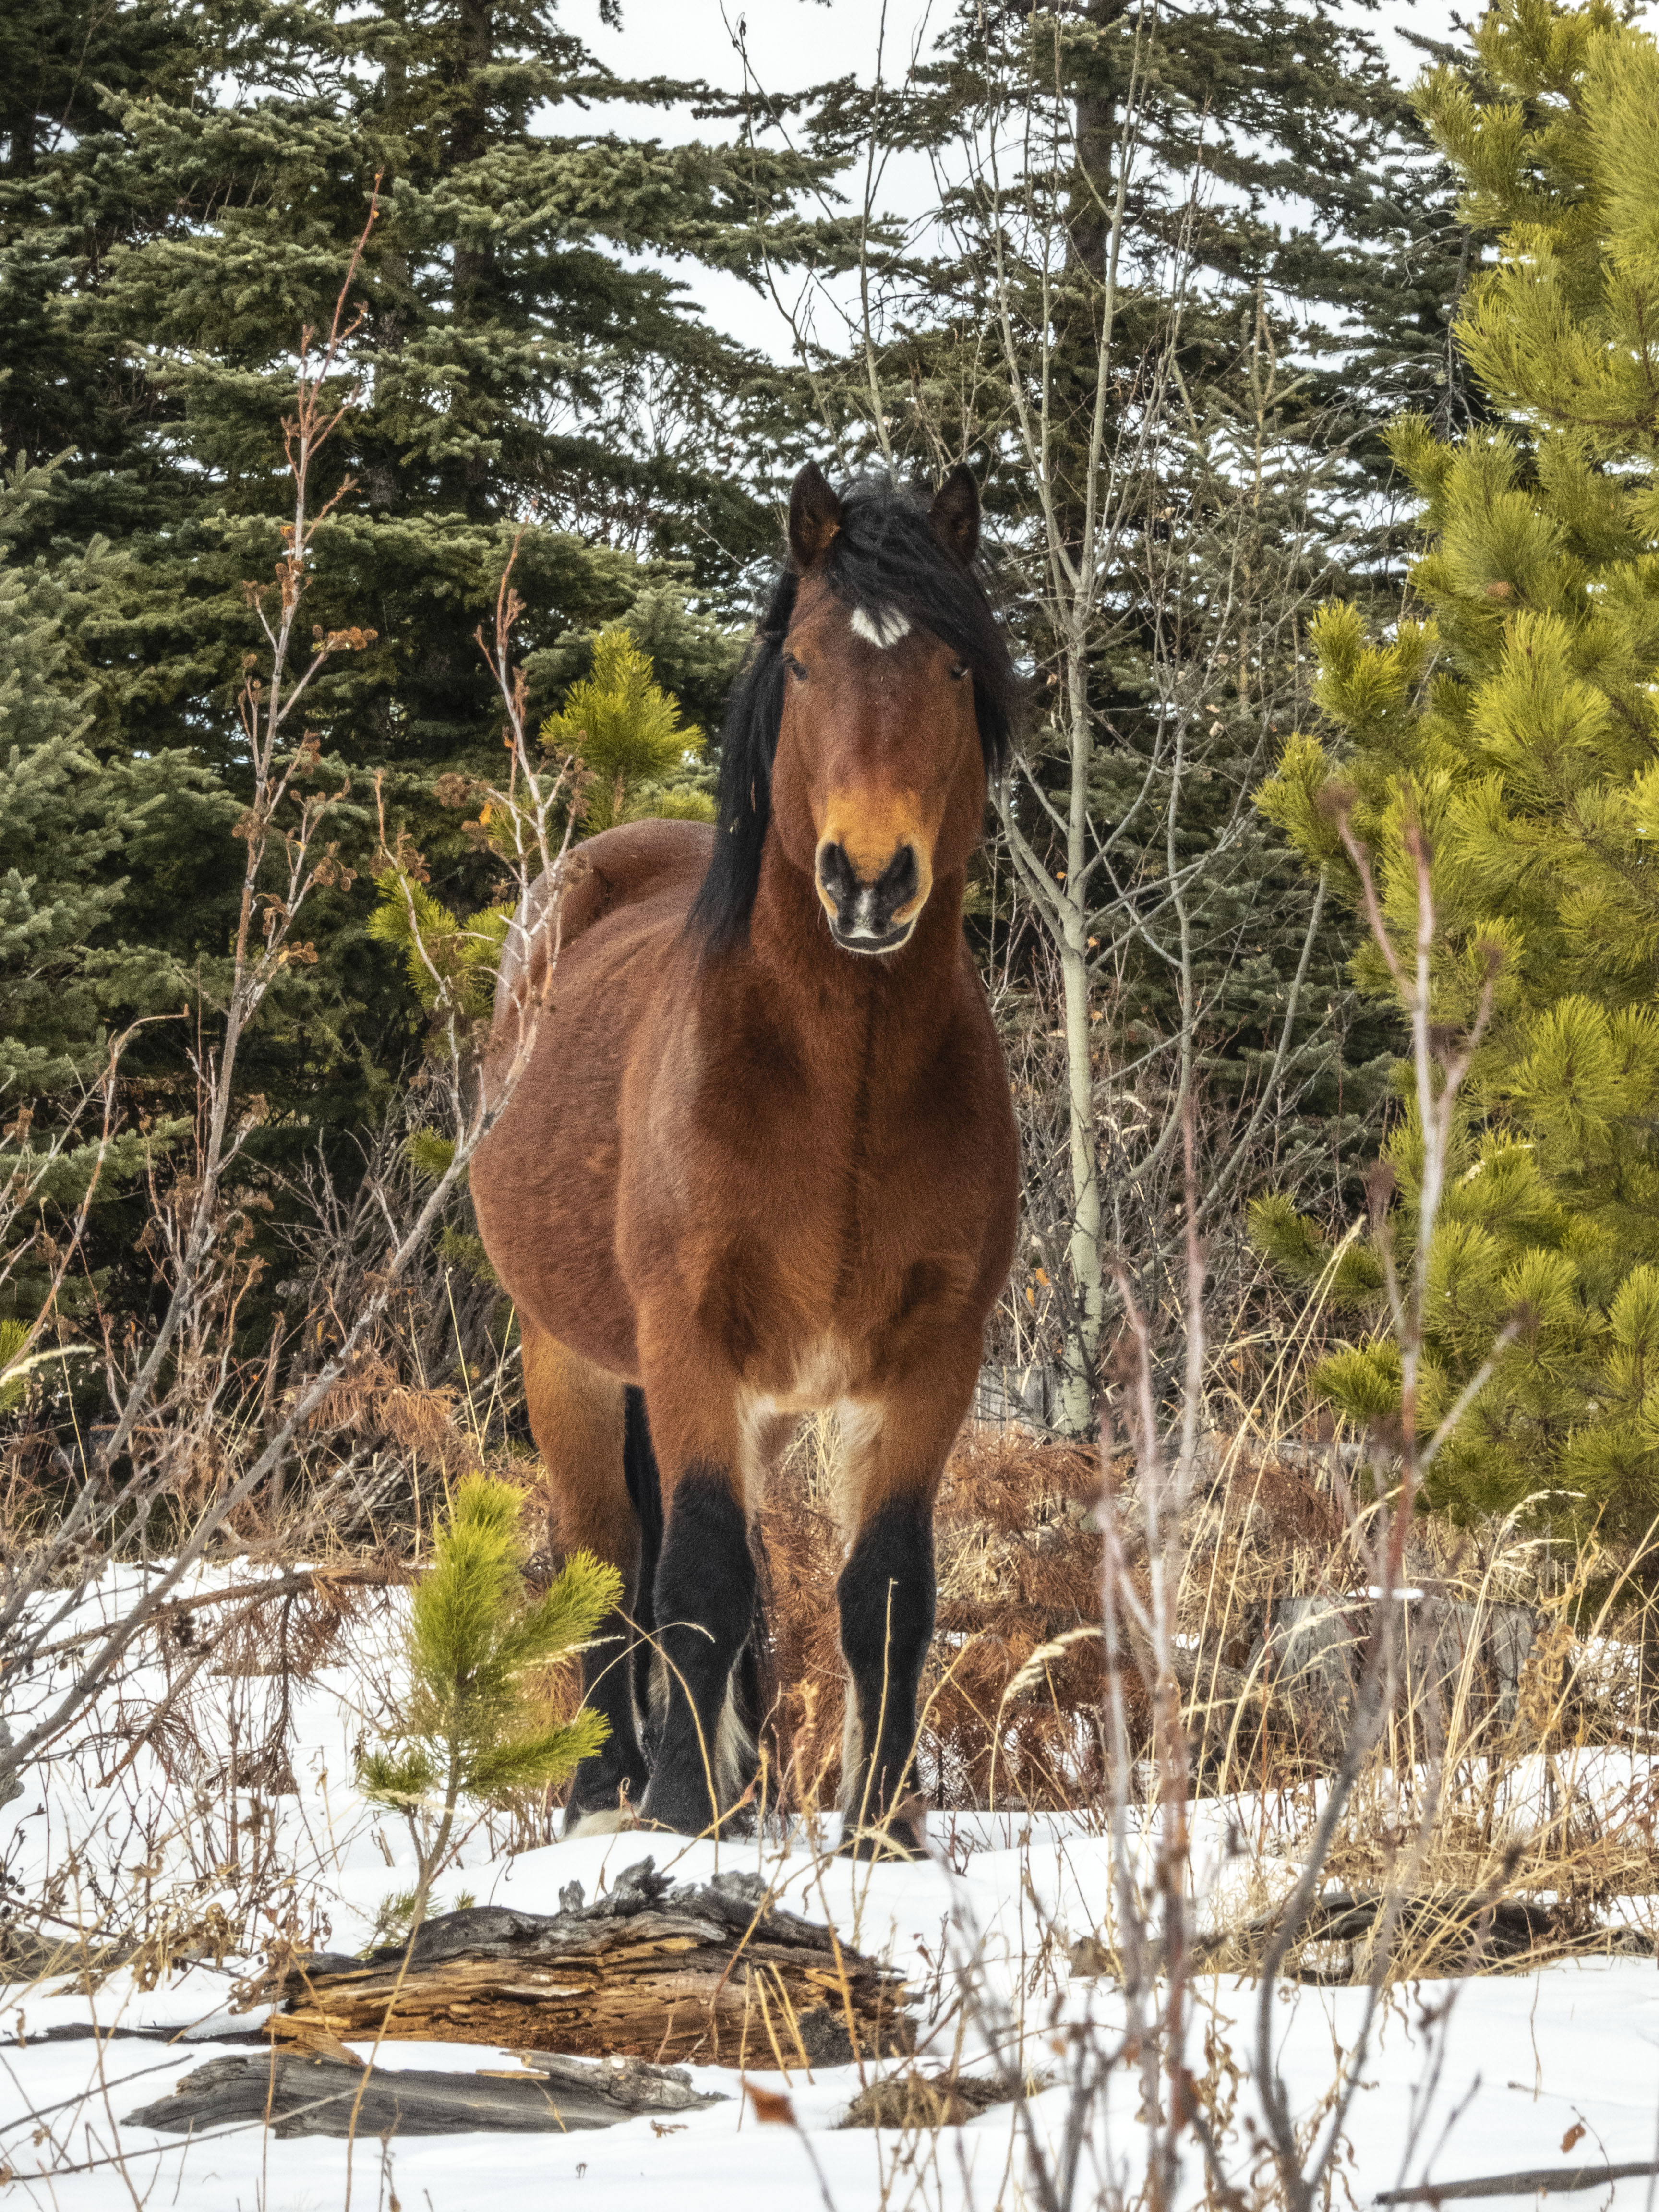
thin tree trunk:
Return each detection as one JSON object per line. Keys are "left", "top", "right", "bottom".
{"left": 1059, "top": 628, "right": 1103, "bottom": 1431}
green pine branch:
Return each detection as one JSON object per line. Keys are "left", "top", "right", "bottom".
{"left": 358, "top": 1475, "right": 621, "bottom": 1922}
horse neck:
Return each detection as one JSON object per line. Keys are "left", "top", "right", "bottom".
{"left": 744, "top": 836, "right": 968, "bottom": 1065}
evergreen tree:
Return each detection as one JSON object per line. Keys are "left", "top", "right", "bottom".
{"left": 363, "top": 622, "right": 707, "bottom": 1299}
{"left": 814, "top": 0, "right": 1476, "bottom": 518}
{"left": 541, "top": 626, "right": 713, "bottom": 835}
{"left": 790, "top": 0, "right": 1470, "bottom": 1409}
{"left": 1255, "top": 0, "right": 1659, "bottom": 1547}
{"left": 0, "top": 446, "right": 212, "bottom": 1330}
{"left": 0, "top": 0, "right": 193, "bottom": 477}
{"left": 0, "top": 450, "right": 166, "bottom": 1097}
{"left": 0, "top": 0, "right": 846, "bottom": 1299}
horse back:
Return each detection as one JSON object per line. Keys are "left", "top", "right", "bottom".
{"left": 492, "top": 819, "right": 714, "bottom": 1027}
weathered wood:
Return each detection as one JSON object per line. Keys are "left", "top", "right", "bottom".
{"left": 1376, "top": 2161, "right": 1659, "bottom": 2202}
{"left": 1193, "top": 1887, "right": 1648, "bottom": 1982}
{"left": 259, "top": 1857, "right": 912, "bottom": 2068}
{"left": 125, "top": 2048, "right": 723, "bottom": 2139}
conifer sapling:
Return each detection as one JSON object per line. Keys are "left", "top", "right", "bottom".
{"left": 358, "top": 1476, "right": 621, "bottom": 1920}
{"left": 1252, "top": 0, "right": 1659, "bottom": 1549}
{"left": 541, "top": 628, "right": 713, "bottom": 835}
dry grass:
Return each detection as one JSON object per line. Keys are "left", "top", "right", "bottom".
{"left": 749, "top": 1411, "right": 1659, "bottom": 1985}
{"left": 759, "top": 1419, "right": 1107, "bottom": 1814}
{"left": 8, "top": 1304, "right": 1659, "bottom": 1994}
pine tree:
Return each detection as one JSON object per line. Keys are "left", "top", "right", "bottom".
{"left": 359, "top": 1474, "right": 621, "bottom": 1916}
{"left": 793, "top": 0, "right": 1470, "bottom": 1412}
{"left": 4, "top": 0, "right": 838, "bottom": 748}
{"left": 0, "top": 451, "right": 160, "bottom": 1096}
{"left": 1254, "top": 0, "right": 1659, "bottom": 1548}
{"left": 542, "top": 627, "right": 713, "bottom": 836}
{"left": 367, "top": 626, "right": 709, "bottom": 1035}
{"left": 0, "top": 0, "right": 193, "bottom": 488}
{"left": 366, "top": 625, "right": 708, "bottom": 1293}
{"left": 0, "top": 446, "right": 210, "bottom": 1330}
{"left": 825, "top": 0, "right": 1476, "bottom": 515}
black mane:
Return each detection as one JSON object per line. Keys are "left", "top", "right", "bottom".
{"left": 688, "top": 476, "right": 1024, "bottom": 953}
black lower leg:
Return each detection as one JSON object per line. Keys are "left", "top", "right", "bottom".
{"left": 562, "top": 1604, "right": 651, "bottom": 1830}
{"left": 837, "top": 1494, "right": 935, "bottom": 1855}
{"left": 644, "top": 1466, "right": 756, "bottom": 1834}
{"left": 622, "top": 1387, "right": 663, "bottom": 1752}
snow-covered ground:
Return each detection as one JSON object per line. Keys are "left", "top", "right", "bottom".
{"left": 2, "top": 1565, "right": 1657, "bottom": 2209}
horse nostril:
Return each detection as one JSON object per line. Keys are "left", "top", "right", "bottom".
{"left": 875, "top": 844, "right": 919, "bottom": 914}
{"left": 818, "top": 838, "right": 922, "bottom": 944}
{"left": 817, "top": 842, "right": 857, "bottom": 910}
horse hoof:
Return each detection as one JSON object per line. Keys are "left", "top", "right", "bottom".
{"left": 638, "top": 1790, "right": 756, "bottom": 1841}
{"left": 636, "top": 1792, "right": 707, "bottom": 1838}
{"left": 838, "top": 1818, "right": 926, "bottom": 1862}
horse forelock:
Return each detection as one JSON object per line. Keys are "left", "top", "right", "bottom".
{"left": 688, "top": 477, "right": 1024, "bottom": 955}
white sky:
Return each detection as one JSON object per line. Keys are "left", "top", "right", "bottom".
{"left": 554, "top": 0, "right": 1462, "bottom": 362}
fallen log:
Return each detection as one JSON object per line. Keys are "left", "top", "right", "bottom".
{"left": 1376, "top": 2162, "right": 1659, "bottom": 2202}
{"left": 125, "top": 2047, "right": 722, "bottom": 2139}
{"left": 1193, "top": 1887, "right": 1649, "bottom": 1982}
{"left": 257, "top": 1857, "right": 912, "bottom": 2068}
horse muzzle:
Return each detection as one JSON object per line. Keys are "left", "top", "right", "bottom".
{"left": 815, "top": 839, "right": 926, "bottom": 955}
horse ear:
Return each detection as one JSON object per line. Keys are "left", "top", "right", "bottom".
{"left": 788, "top": 463, "right": 842, "bottom": 571}
{"left": 929, "top": 464, "right": 980, "bottom": 566}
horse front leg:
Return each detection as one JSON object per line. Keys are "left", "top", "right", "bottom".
{"left": 635, "top": 1366, "right": 763, "bottom": 1838}
{"left": 836, "top": 1371, "right": 976, "bottom": 1858}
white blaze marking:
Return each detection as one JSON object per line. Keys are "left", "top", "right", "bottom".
{"left": 849, "top": 603, "right": 912, "bottom": 649}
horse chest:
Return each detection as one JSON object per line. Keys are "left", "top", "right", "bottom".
{"left": 675, "top": 1098, "right": 984, "bottom": 1396}
{"left": 615, "top": 910, "right": 1014, "bottom": 1399}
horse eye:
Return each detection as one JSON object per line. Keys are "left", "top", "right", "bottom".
{"left": 784, "top": 654, "right": 807, "bottom": 682}
{"left": 950, "top": 661, "right": 969, "bottom": 682}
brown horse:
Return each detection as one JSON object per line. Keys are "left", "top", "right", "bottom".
{"left": 471, "top": 463, "right": 1022, "bottom": 1854}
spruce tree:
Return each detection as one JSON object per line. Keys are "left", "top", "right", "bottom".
{"left": 0, "top": 446, "right": 211, "bottom": 1330}
{"left": 867, "top": 0, "right": 1479, "bottom": 1064}
{"left": 0, "top": 0, "right": 846, "bottom": 1306}
{"left": 0, "top": 451, "right": 164, "bottom": 1096}
{"left": 1255, "top": 0, "right": 1659, "bottom": 1548}
{"left": 794, "top": 0, "right": 1467, "bottom": 1408}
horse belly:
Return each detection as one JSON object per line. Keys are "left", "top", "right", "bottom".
{"left": 474, "top": 911, "right": 698, "bottom": 1381}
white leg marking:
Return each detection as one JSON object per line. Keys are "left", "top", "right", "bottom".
{"left": 835, "top": 1397, "right": 885, "bottom": 1536}
{"left": 564, "top": 1805, "right": 631, "bottom": 1840}
{"left": 838, "top": 1688, "right": 865, "bottom": 1815}
{"left": 715, "top": 1677, "right": 757, "bottom": 1805}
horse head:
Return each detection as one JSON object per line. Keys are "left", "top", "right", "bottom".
{"left": 775, "top": 463, "right": 985, "bottom": 955}
{"left": 690, "top": 464, "right": 1021, "bottom": 958}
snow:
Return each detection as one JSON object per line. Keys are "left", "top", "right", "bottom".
{"left": 1, "top": 1567, "right": 1657, "bottom": 2207}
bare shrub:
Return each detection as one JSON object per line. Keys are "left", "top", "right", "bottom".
{"left": 0, "top": 207, "right": 581, "bottom": 1816}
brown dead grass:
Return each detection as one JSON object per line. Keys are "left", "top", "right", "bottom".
{"left": 758, "top": 1421, "right": 1106, "bottom": 1813}
{"left": 756, "top": 1421, "right": 1378, "bottom": 1814}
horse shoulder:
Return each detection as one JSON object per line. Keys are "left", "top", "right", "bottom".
{"left": 938, "top": 949, "right": 1021, "bottom": 1265}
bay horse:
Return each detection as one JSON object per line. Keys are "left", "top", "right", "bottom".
{"left": 470, "top": 463, "right": 1022, "bottom": 1855}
